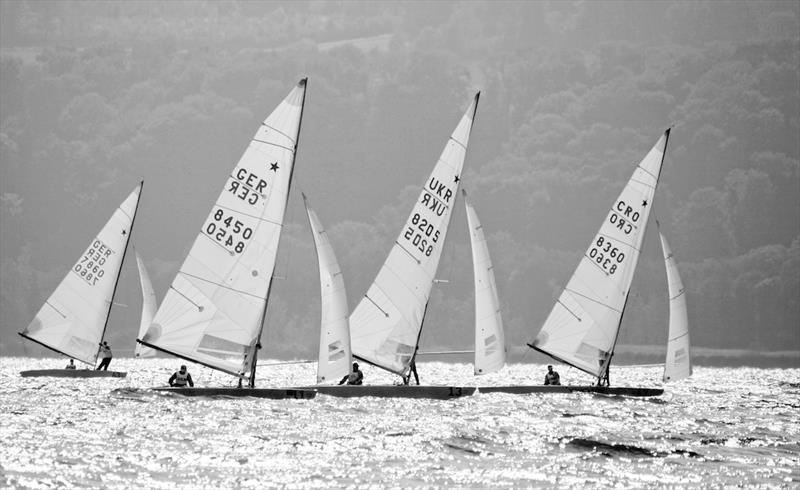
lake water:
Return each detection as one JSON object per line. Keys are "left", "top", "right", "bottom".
{"left": 1, "top": 358, "right": 798, "bottom": 488}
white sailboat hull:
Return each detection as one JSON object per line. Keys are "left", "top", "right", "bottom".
{"left": 20, "top": 369, "right": 127, "bottom": 378}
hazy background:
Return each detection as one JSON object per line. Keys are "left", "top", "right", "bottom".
{"left": 1, "top": 1, "right": 798, "bottom": 365}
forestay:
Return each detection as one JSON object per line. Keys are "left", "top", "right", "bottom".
{"left": 20, "top": 183, "right": 143, "bottom": 365}
{"left": 464, "top": 191, "right": 506, "bottom": 375}
{"left": 140, "top": 80, "right": 307, "bottom": 380}
{"left": 659, "top": 231, "right": 692, "bottom": 382}
{"left": 134, "top": 250, "right": 157, "bottom": 358}
{"left": 531, "top": 130, "right": 670, "bottom": 378}
{"left": 349, "top": 93, "right": 480, "bottom": 376}
{"left": 304, "top": 194, "right": 352, "bottom": 384}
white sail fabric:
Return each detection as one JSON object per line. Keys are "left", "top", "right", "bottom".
{"left": 134, "top": 250, "right": 157, "bottom": 358}
{"left": 659, "top": 232, "right": 692, "bottom": 382}
{"left": 531, "top": 130, "right": 671, "bottom": 378}
{"left": 464, "top": 191, "right": 506, "bottom": 375}
{"left": 141, "top": 80, "right": 306, "bottom": 378}
{"left": 349, "top": 93, "right": 480, "bottom": 375}
{"left": 20, "top": 184, "right": 142, "bottom": 365}
{"left": 304, "top": 195, "right": 352, "bottom": 384}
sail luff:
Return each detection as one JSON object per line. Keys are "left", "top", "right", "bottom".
{"left": 464, "top": 190, "right": 506, "bottom": 375}
{"left": 531, "top": 129, "right": 671, "bottom": 378}
{"left": 141, "top": 80, "right": 307, "bottom": 380}
{"left": 349, "top": 92, "right": 480, "bottom": 376}
{"left": 659, "top": 231, "right": 692, "bottom": 382}
{"left": 19, "top": 183, "right": 143, "bottom": 365}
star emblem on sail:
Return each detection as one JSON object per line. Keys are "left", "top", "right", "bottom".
{"left": 348, "top": 92, "right": 480, "bottom": 377}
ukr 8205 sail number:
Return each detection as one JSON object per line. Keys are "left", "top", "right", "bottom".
{"left": 205, "top": 209, "right": 253, "bottom": 254}
{"left": 403, "top": 213, "right": 441, "bottom": 257}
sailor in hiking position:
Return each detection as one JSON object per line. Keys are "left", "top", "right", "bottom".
{"left": 544, "top": 365, "right": 561, "bottom": 385}
{"left": 169, "top": 365, "right": 194, "bottom": 387}
{"left": 338, "top": 362, "right": 364, "bottom": 385}
{"left": 96, "top": 342, "right": 113, "bottom": 370}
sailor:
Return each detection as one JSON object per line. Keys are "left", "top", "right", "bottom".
{"left": 544, "top": 365, "right": 561, "bottom": 385}
{"left": 65, "top": 359, "right": 76, "bottom": 370}
{"left": 96, "top": 341, "right": 113, "bottom": 370}
{"left": 169, "top": 365, "right": 194, "bottom": 387}
{"left": 338, "top": 362, "right": 364, "bottom": 385}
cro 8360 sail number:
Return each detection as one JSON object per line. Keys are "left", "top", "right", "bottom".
{"left": 205, "top": 209, "right": 253, "bottom": 254}
{"left": 588, "top": 236, "right": 625, "bottom": 274}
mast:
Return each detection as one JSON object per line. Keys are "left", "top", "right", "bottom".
{"left": 247, "top": 78, "right": 308, "bottom": 387}
{"left": 94, "top": 180, "right": 144, "bottom": 365}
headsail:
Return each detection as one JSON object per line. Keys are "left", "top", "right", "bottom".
{"left": 349, "top": 93, "right": 480, "bottom": 376}
{"left": 531, "top": 129, "right": 671, "bottom": 378}
{"left": 304, "top": 194, "right": 352, "bottom": 384}
{"left": 139, "top": 79, "right": 307, "bottom": 381}
{"left": 134, "top": 249, "right": 157, "bottom": 358}
{"left": 464, "top": 191, "right": 506, "bottom": 375}
{"left": 19, "top": 183, "right": 143, "bottom": 365}
{"left": 659, "top": 231, "right": 692, "bottom": 382}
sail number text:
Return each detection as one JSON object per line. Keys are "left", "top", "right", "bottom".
{"left": 73, "top": 239, "right": 114, "bottom": 286}
{"left": 588, "top": 236, "right": 625, "bottom": 274}
{"left": 205, "top": 209, "right": 253, "bottom": 254}
{"left": 403, "top": 213, "right": 441, "bottom": 257}
{"left": 609, "top": 200, "right": 642, "bottom": 235}
{"left": 228, "top": 168, "right": 268, "bottom": 206}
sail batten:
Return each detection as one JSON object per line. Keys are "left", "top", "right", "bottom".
{"left": 349, "top": 93, "right": 480, "bottom": 376}
{"left": 532, "top": 130, "right": 671, "bottom": 378}
{"left": 140, "top": 80, "right": 307, "bottom": 381}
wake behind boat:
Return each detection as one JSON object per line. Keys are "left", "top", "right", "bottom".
{"left": 136, "top": 79, "right": 315, "bottom": 400}
{"left": 19, "top": 183, "right": 143, "bottom": 379}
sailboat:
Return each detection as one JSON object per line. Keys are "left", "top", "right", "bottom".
{"left": 137, "top": 79, "right": 315, "bottom": 399}
{"left": 659, "top": 230, "right": 692, "bottom": 382}
{"left": 303, "top": 194, "right": 352, "bottom": 384}
{"left": 464, "top": 190, "right": 507, "bottom": 375}
{"left": 482, "top": 130, "right": 671, "bottom": 396}
{"left": 133, "top": 250, "right": 157, "bottom": 359}
{"left": 19, "top": 183, "right": 144, "bottom": 378}
{"left": 326, "top": 93, "right": 482, "bottom": 399}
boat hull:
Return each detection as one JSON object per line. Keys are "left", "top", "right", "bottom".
{"left": 478, "top": 385, "right": 664, "bottom": 397}
{"left": 20, "top": 369, "right": 127, "bottom": 378}
{"left": 300, "top": 385, "right": 476, "bottom": 399}
{"left": 152, "top": 387, "right": 316, "bottom": 399}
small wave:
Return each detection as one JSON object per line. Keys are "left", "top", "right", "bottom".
{"left": 566, "top": 438, "right": 702, "bottom": 458}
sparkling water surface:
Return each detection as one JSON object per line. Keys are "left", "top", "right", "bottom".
{"left": 1, "top": 358, "right": 798, "bottom": 489}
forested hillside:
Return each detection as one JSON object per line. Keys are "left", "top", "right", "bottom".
{"left": 1, "top": 1, "right": 798, "bottom": 361}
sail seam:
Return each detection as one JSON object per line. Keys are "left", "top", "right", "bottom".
{"left": 252, "top": 138, "right": 294, "bottom": 153}
{"left": 448, "top": 136, "right": 467, "bottom": 151}
{"left": 213, "top": 203, "right": 282, "bottom": 225}
{"left": 260, "top": 122, "right": 296, "bottom": 145}
{"left": 45, "top": 301, "right": 68, "bottom": 319}
{"left": 178, "top": 271, "right": 267, "bottom": 300}
{"left": 564, "top": 287, "right": 623, "bottom": 314}
{"left": 394, "top": 240, "right": 421, "bottom": 264}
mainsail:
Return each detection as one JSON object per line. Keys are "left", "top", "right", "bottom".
{"left": 134, "top": 249, "right": 157, "bottom": 358}
{"left": 19, "top": 183, "right": 143, "bottom": 365}
{"left": 530, "top": 129, "right": 671, "bottom": 379}
{"left": 349, "top": 93, "right": 480, "bottom": 377}
{"left": 304, "top": 194, "right": 352, "bottom": 384}
{"left": 659, "top": 231, "right": 692, "bottom": 382}
{"left": 464, "top": 190, "right": 506, "bottom": 375}
{"left": 139, "top": 79, "right": 307, "bottom": 383}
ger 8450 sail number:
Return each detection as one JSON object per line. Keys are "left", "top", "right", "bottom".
{"left": 205, "top": 209, "right": 253, "bottom": 254}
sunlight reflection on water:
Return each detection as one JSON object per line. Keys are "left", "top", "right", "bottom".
{"left": 1, "top": 358, "right": 798, "bottom": 488}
